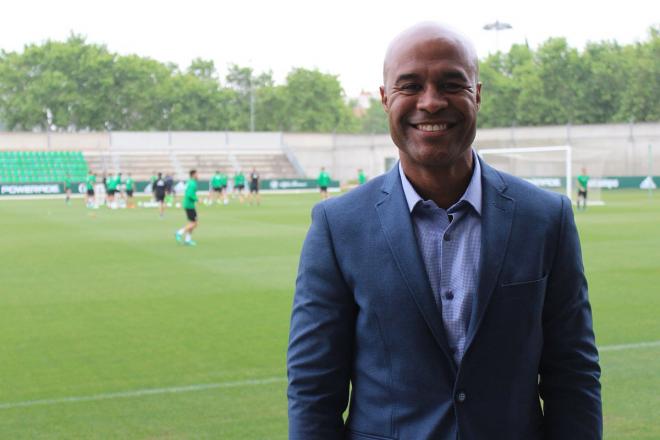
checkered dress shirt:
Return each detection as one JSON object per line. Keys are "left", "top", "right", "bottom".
{"left": 399, "top": 153, "right": 482, "bottom": 365}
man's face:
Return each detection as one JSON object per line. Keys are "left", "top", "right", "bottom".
{"left": 381, "top": 33, "right": 481, "bottom": 169}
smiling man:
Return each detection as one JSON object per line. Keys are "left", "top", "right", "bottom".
{"left": 287, "top": 22, "right": 602, "bottom": 440}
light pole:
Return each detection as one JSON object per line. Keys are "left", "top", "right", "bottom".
{"left": 45, "top": 108, "right": 53, "bottom": 150}
{"left": 250, "top": 78, "right": 255, "bottom": 132}
{"left": 483, "top": 20, "right": 512, "bottom": 54}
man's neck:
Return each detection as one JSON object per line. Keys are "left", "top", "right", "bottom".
{"left": 401, "top": 152, "right": 474, "bottom": 209}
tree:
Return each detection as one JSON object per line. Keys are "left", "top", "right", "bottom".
{"left": 0, "top": 34, "right": 115, "bottom": 131}
{"left": 1, "top": 31, "right": 658, "bottom": 132}
{"left": 616, "top": 26, "right": 660, "bottom": 122}
{"left": 282, "top": 68, "right": 357, "bottom": 132}
{"left": 224, "top": 64, "right": 275, "bottom": 131}
{"left": 360, "top": 98, "right": 389, "bottom": 134}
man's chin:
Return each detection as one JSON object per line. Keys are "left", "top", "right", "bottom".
{"left": 403, "top": 146, "right": 471, "bottom": 170}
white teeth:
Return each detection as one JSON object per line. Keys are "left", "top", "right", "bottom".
{"left": 417, "top": 123, "right": 448, "bottom": 132}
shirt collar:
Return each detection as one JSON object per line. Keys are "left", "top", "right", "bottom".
{"left": 399, "top": 149, "right": 482, "bottom": 215}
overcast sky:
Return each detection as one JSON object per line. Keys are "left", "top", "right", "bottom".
{"left": 1, "top": 0, "right": 657, "bottom": 97}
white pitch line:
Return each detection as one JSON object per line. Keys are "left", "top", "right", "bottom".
{"left": 0, "top": 376, "right": 286, "bottom": 410}
{"left": 599, "top": 340, "right": 660, "bottom": 352}
{"left": 2, "top": 340, "right": 659, "bottom": 411}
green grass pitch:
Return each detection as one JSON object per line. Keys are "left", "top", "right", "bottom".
{"left": 0, "top": 190, "right": 658, "bottom": 439}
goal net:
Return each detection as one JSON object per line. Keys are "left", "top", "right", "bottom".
{"left": 477, "top": 145, "right": 606, "bottom": 206}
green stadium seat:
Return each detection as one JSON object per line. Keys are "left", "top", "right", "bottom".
{"left": 0, "top": 150, "right": 90, "bottom": 184}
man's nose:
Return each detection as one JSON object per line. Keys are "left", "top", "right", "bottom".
{"left": 417, "top": 86, "right": 448, "bottom": 113}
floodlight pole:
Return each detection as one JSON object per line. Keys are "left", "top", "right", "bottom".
{"left": 45, "top": 108, "right": 53, "bottom": 150}
{"left": 250, "top": 81, "right": 255, "bottom": 132}
{"left": 483, "top": 20, "right": 513, "bottom": 53}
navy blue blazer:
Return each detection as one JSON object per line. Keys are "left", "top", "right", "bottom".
{"left": 287, "top": 158, "right": 602, "bottom": 440}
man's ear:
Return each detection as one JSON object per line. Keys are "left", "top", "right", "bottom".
{"left": 475, "top": 82, "right": 482, "bottom": 111}
{"left": 379, "top": 86, "right": 388, "bottom": 112}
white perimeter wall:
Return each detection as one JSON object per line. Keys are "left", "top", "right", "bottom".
{"left": 1, "top": 122, "right": 659, "bottom": 181}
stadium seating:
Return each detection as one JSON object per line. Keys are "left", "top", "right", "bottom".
{"left": 83, "top": 151, "right": 300, "bottom": 181}
{"left": 0, "top": 149, "right": 299, "bottom": 183}
{"left": 0, "top": 151, "right": 88, "bottom": 183}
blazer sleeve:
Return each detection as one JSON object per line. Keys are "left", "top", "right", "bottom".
{"left": 287, "top": 203, "right": 356, "bottom": 440}
{"left": 539, "top": 196, "right": 603, "bottom": 439}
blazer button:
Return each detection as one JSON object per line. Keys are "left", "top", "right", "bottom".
{"left": 456, "top": 390, "right": 467, "bottom": 403}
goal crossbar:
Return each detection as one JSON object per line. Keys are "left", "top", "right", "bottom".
{"left": 477, "top": 145, "right": 572, "bottom": 201}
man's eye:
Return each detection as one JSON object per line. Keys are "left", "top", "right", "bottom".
{"left": 400, "top": 83, "right": 422, "bottom": 92}
{"left": 441, "top": 83, "right": 468, "bottom": 93}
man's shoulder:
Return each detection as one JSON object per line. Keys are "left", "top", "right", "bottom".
{"left": 487, "top": 165, "right": 566, "bottom": 214}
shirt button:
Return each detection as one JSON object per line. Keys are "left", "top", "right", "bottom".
{"left": 456, "top": 390, "right": 467, "bottom": 403}
{"left": 445, "top": 291, "right": 454, "bottom": 300}
{"left": 444, "top": 233, "right": 451, "bottom": 241}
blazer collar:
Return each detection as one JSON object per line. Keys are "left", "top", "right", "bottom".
{"left": 465, "top": 156, "right": 515, "bottom": 351}
{"left": 376, "top": 164, "right": 456, "bottom": 370}
{"left": 378, "top": 156, "right": 515, "bottom": 365}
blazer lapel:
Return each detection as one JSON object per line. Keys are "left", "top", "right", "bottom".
{"left": 466, "top": 159, "right": 515, "bottom": 349}
{"left": 375, "top": 166, "right": 455, "bottom": 369}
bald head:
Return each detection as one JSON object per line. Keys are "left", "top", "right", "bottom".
{"left": 383, "top": 22, "right": 479, "bottom": 90}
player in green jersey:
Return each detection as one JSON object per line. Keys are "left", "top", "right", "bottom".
{"left": 85, "top": 172, "right": 96, "bottom": 208}
{"left": 219, "top": 172, "right": 228, "bottom": 205}
{"left": 358, "top": 168, "right": 367, "bottom": 185}
{"left": 176, "top": 169, "right": 199, "bottom": 246}
{"left": 63, "top": 173, "right": 72, "bottom": 205}
{"left": 317, "top": 167, "right": 331, "bottom": 200}
{"left": 106, "top": 172, "right": 119, "bottom": 208}
{"left": 116, "top": 172, "right": 126, "bottom": 207}
{"left": 210, "top": 170, "right": 223, "bottom": 205}
{"left": 234, "top": 170, "right": 246, "bottom": 204}
{"left": 577, "top": 168, "right": 590, "bottom": 211}
{"left": 125, "top": 173, "right": 135, "bottom": 208}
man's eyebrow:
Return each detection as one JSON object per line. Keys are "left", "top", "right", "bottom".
{"left": 393, "top": 70, "right": 473, "bottom": 84}
{"left": 394, "top": 73, "right": 421, "bottom": 84}
{"left": 441, "top": 70, "right": 471, "bottom": 82}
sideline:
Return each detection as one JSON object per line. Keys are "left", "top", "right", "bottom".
{"left": 1, "top": 341, "right": 658, "bottom": 411}
{"left": 598, "top": 340, "right": 660, "bottom": 352}
{"left": 0, "top": 376, "right": 286, "bottom": 410}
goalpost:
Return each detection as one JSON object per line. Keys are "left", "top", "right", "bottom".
{"left": 478, "top": 146, "right": 572, "bottom": 200}
{"left": 477, "top": 145, "right": 606, "bottom": 205}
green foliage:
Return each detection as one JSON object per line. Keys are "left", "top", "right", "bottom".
{"left": 1, "top": 30, "right": 658, "bottom": 132}
{"left": 615, "top": 26, "right": 660, "bottom": 122}
{"left": 360, "top": 97, "right": 389, "bottom": 134}
{"left": 478, "top": 28, "right": 660, "bottom": 127}
{"left": 281, "top": 68, "right": 357, "bottom": 132}
{"left": 0, "top": 36, "right": 358, "bottom": 133}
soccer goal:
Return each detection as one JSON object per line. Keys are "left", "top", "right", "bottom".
{"left": 477, "top": 145, "right": 606, "bottom": 206}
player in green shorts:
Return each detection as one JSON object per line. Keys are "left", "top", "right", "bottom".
{"left": 63, "top": 173, "right": 72, "bottom": 205}
{"left": 577, "top": 168, "right": 589, "bottom": 211}
{"left": 318, "top": 167, "right": 331, "bottom": 200}
{"left": 176, "top": 169, "right": 199, "bottom": 246}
